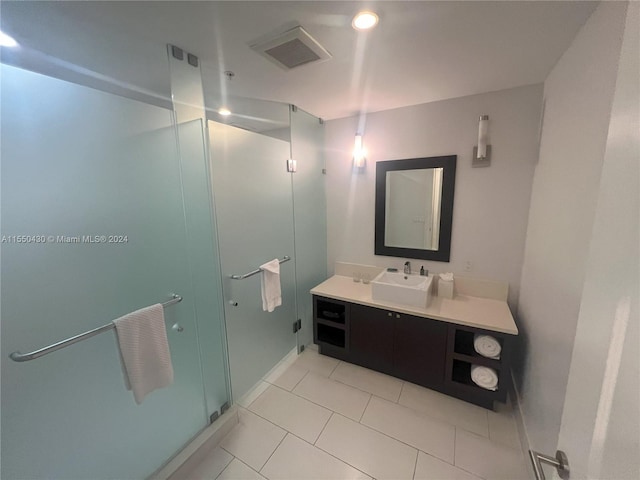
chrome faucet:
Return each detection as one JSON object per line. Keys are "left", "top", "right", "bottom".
{"left": 403, "top": 261, "right": 411, "bottom": 274}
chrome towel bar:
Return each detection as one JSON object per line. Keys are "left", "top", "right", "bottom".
{"left": 230, "top": 256, "right": 290, "bottom": 280}
{"left": 9, "top": 294, "right": 182, "bottom": 363}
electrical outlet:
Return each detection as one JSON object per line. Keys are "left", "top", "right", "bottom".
{"left": 464, "top": 261, "right": 472, "bottom": 272}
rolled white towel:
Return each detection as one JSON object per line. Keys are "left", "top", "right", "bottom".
{"left": 470, "top": 365, "right": 499, "bottom": 391}
{"left": 473, "top": 334, "right": 501, "bottom": 359}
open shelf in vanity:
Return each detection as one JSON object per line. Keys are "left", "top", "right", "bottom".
{"left": 444, "top": 325, "right": 512, "bottom": 408}
{"left": 310, "top": 274, "right": 518, "bottom": 410}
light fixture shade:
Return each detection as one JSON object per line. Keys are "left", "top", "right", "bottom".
{"left": 353, "top": 134, "right": 366, "bottom": 168}
{"left": 477, "top": 115, "right": 489, "bottom": 159}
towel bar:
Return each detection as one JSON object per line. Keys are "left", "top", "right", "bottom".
{"left": 230, "top": 256, "right": 290, "bottom": 280}
{"left": 9, "top": 294, "right": 182, "bottom": 363}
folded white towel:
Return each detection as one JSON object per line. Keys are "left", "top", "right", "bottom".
{"left": 470, "top": 365, "right": 499, "bottom": 391}
{"left": 474, "top": 334, "right": 502, "bottom": 359}
{"left": 260, "top": 259, "right": 282, "bottom": 312}
{"left": 113, "top": 304, "right": 174, "bottom": 404}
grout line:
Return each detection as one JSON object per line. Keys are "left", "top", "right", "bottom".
{"left": 289, "top": 368, "right": 310, "bottom": 391}
{"left": 412, "top": 446, "right": 419, "bottom": 480}
{"left": 327, "top": 359, "right": 340, "bottom": 377}
{"left": 212, "top": 451, "right": 236, "bottom": 480}
{"left": 358, "top": 394, "right": 373, "bottom": 423}
{"left": 329, "top": 413, "right": 423, "bottom": 462}
{"left": 313, "top": 412, "right": 334, "bottom": 446}
{"left": 288, "top": 429, "right": 373, "bottom": 479}
{"left": 453, "top": 427, "right": 457, "bottom": 466}
{"left": 283, "top": 373, "right": 372, "bottom": 422}
{"left": 257, "top": 431, "right": 288, "bottom": 473}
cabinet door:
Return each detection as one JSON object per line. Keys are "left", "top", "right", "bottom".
{"left": 350, "top": 304, "right": 394, "bottom": 374}
{"left": 394, "top": 314, "right": 448, "bottom": 389}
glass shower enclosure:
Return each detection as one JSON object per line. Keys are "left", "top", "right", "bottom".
{"left": 1, "top": 4, "right": 327, "bottom": 478}
{"left": 0, "top": 62, "right": 229, "bottom": 479}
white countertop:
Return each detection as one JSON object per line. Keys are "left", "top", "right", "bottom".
{"left": 311, "top": 275, "right": 518, "bottom": 335}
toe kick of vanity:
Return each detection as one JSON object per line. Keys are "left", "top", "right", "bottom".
{"left": 311, "top": 275, "right": 519, "bottom": 410}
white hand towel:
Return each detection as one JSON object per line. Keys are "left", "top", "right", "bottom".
{"left": 473, "top": 334, "right": 502, "bottom": 359}
{"left": 113, "top": 304, "right": 174, "bottom": 404}
{"left": 470, "top": 365, "right": 499, "bottom": 391}
{"left": 260, "top": 259, "right": 282, "bottom": 312}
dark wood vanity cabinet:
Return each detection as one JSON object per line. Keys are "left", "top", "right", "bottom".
{"left": 314, "top": 296, "right": 448, "bottom": 390}
{"left": 349, "top": 304, "right": 395, "bottom": 375}
{"left": 313, "top": 295, "right": 513, "bottom": 410}
{"left": 393, "top": 312, "right": 448, "bottom": 389}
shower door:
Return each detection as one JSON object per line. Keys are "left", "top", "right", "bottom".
{"left": 0, "top": 64, "right": 227, "bottom": 479}
{"left": 208, "top": 121, "right": 297, "bottom": 400}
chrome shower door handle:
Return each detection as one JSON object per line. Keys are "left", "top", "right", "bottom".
{"left": 529, "top": 450, "right": 570, "bottom": 480}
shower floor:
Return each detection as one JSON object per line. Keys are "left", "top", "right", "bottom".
{"left": 173, "top": 347, "right": 528, "bottom": 479}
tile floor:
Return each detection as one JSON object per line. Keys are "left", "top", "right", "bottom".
{"left": 177, "top": 348, "right": 529, "bottom": 480}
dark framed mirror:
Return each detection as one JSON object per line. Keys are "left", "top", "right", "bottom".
{"left": 375, "top": 155, "right": 456, "bottom": 262}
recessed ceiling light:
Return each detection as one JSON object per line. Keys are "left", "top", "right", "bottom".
{"left": 0, "top": 30, "right": 19, "bottom": 47}
{"left": 352, "top": 11, "right": 379, "bottom": 31}
{"left": 218, "top": 107, "right": 231, "bottom": 116}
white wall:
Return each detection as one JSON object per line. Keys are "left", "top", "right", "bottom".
{"left": 557, "top": 2, "right": 639, "bottom": 478}
{"left": 325, "top": 84, "right": 543, "bottom": 308}
{"left": 515, "top": 0, "right": 628, "bottom": 455}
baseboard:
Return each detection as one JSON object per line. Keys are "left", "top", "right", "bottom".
{"left": 236, "top": 346, "right": 299, "bottom": 408}
{"left": 510, "top": 371, "right": 535, "bottom": 480}
{"left": 150, "top": 406, "right": 239, "bottom": 480}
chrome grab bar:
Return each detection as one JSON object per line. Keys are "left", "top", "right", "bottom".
{"left": 529, "top": 450, "right": 570, "bottom": 480}
{"left": 230, "top": 256, "right": 290, "bottom": 280}
{"left": 9, "top": 294, "right": 183, "bottom": 363}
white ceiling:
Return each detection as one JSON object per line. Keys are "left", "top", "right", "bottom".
{"left": 2, "top": 1, "right": 597, "bottom": 121}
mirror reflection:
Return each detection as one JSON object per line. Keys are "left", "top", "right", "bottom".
{"left": 385, "top": 168, "right": 443, "bottom": 250}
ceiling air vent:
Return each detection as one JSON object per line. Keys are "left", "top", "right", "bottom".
{"left": 250, "top": 26, "right": 331, "bottom": 70}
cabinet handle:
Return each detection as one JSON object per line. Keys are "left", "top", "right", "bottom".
{"left": 388, "top": 312, "right": 392, "bottom": 317}
{"left": 396, "top": 314, "right": 401, "bottom": 318}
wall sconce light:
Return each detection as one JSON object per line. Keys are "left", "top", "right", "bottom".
{"left": 353, "top": 133, "right": 366, "bottom": 169}
{"left": 473, "top": 115, "right": 491, "bottom": 168}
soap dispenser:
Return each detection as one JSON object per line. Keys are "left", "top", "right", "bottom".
{"left": 420, "top": 266, "right": 425, "bottom": 276}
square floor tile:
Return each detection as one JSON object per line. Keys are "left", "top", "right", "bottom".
{"left": 361, "top": 396, "right": 455, "bottom": 463}
{"left": 249, "top": 385, "right": 332, "bottom": 443}
{"left": 261, "top": 433, "right": 371, "bottom": 480}
{"left": 218, "top": 459, "right": 266, "bottom": 480}
{"left": 292, "top": 349, "right": 340, "bottom": 377}
{"left": 398, "top": 382, "right": 489, "bottom": 436}
{"left": 293, "top": 372, "right": 371, "bottom": 421}
{"left": 455, "top": 429, "right": 528, "bottom": 480}
{"left": 414, "top": 452, "right": 481, "bottom": 480}
{"left": 316, "top": 414, "right": 418, "bottom": 480}
{"left": 271, "top": 364, "right": 309, "bottom": 391}
{"left": 330, "top": 362, "right": 403, "bottom": 402}
{"left": 220, "top": 408, "right": 286, "bottom": 471}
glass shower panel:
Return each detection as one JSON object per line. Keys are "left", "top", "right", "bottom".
{"left": 0, "top": 65, "right": 209, "bottom": 479}
{"left": 175, "top": 119, "right": 231, "bottom": 419}
{"left": 208, "top": 120, "right": 297, "bottom": 400}
{"left": 290, "top": 107, "right": 328, "bottom": 348}
{"left": 168, "top": 47, "right": 230, "bottom": 420}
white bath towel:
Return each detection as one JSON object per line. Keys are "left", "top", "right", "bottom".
{"left": 113, "top": 304, "right": 174, "bottom": 404}
{"left": 473, "top": 334, "right": 502, "bottom": 359}
{"left": 260, "top": 259, "right": 282, "bottom": 312}
{"left": 470, "top": 365, "right": 499, "bottom": 391}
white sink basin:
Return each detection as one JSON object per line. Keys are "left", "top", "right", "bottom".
{"left": 371, "top": 271, "right": 433, "bottom": 308}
